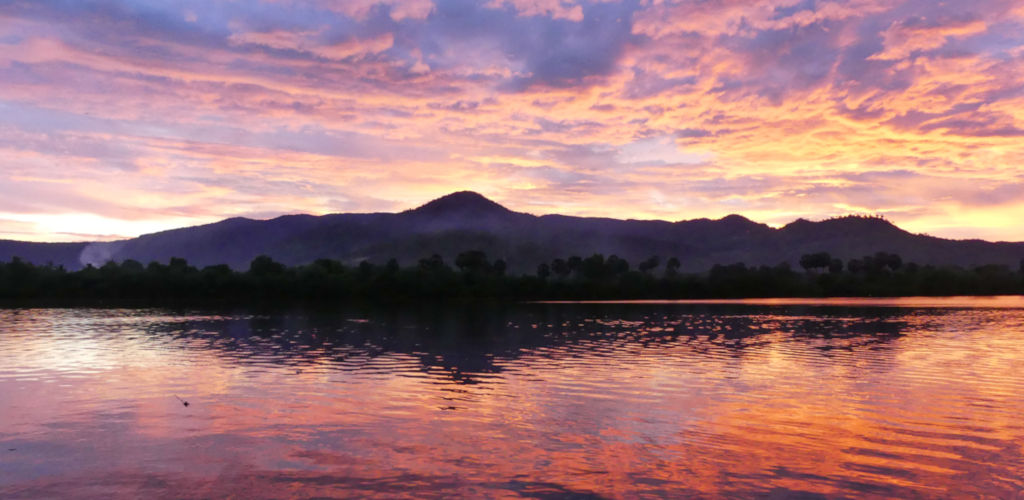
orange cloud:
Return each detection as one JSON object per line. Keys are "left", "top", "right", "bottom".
{"left": 229, "top": 29, "right": 395, "bottom": 61}
{"left": 872, "top": 16, "right": 988, "bottom": 60}
{"left": 0, "top": 0, "right": 1022, "bottom": 241}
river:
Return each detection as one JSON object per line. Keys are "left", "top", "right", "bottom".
{"left": 1, "top": 298, "right": 1022, "bottom": 498}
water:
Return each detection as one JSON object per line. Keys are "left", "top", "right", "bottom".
{"left": 1, "top": 298, "right": 1023, "bottom": 498}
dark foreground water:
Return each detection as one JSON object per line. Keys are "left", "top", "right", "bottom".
{"left": 1, "top": 298, "right": 1023, "bottom": 499}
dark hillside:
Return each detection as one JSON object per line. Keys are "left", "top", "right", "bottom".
{"left": 3, "top": 193, "right": 1023, "bottom": 272}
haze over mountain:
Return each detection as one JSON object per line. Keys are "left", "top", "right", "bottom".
{"left": 2, "top": 191, "right": 1023, "bottom": 273}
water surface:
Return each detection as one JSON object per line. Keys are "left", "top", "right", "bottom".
{"left": 1, "top": 298, "right": 1023, "bottom": 498}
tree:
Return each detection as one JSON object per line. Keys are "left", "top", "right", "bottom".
{"left": 249, "top": 255, "right": 285, "bottom": 276}
{"left": 202, "top": 264, "right": 232, "bottom": 276}
{"left": 567, "top": 256, "right": 582, "bottom": 277}
{"left": 799, "top": 254, "right": 813, "bottom": 272}
{"left": 581, "top": 254, "right": 606, "bottom": 280}
{"left": 537, "top": 263, "right": 551, "bottom": 279}
{"left": 881, "top": 252, "right": 902, "bottom": 271}
{"left": 638, "top": 256, "right": 660, "bottom": 274}
{"left": 828, "top": 258, "right": 844, "bottom": 274}
{"left": 799, "top": 252, "right": 831, "bottom": 272}
{"left": 551, "top": 258, "right": 569, "bottom": 279}
{"left": 313, "top": 258, "right": 345, "bottom": 273}
{"left": 419, "top": 254, "right": 446, "bottom": 272}
{"left": 606, "top": 255, "right": 629, "bottom": 276}
{"left": 665, "top": 257, "right": 681, "bottom": 276}
{"left": 455, "top": 250, "right": 489, "bottom": 274}
{"left": 168, "top": 257, "right": 196, "bottom": 274}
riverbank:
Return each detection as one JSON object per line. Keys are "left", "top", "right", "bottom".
{"left": 3, "top": 253, "right": 1023, "bottom": 302}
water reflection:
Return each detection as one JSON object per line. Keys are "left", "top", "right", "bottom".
{"left": 1, "top": 300, "right": 1022, "bottom": 498}
{"left": 84, "top": 304, "right": 918, "bottom": 381}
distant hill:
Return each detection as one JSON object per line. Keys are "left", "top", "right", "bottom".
{"left": 3, "top": 191, "right": 1023, "bottom": 272}
{"left": 0, "top": 241, "right": 89, "bottom": 269}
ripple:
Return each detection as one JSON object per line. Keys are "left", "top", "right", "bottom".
{"left": 1, "top": 302, "right": 1023, "bottom": 498}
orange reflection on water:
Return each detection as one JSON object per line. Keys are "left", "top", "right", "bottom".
{"left": 0, "top": 303, "right": 1022, "bottom": 498}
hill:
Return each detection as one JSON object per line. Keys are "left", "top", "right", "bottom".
{"left": 2, "top": 192, "right": 1023, "bottom": 272}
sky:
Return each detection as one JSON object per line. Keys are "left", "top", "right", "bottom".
{"left": 1, "top": 0, "right": 1023, "bottom": 243}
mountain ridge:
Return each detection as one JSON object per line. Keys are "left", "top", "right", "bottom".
{"left": 404, "top": 191, "right": 516, "bottom": 217}
{"left": 1, "top": 191, "right": 1022, "bottom": 272}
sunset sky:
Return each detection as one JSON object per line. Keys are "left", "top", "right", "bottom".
{"left": 1, "top": 0, "right": 1023, "bottom": 242}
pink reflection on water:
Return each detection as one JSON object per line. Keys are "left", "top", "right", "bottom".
{"left": 0, "top": 304, "right": 1022, "bottom": 498}
{"left": 541, "top": 295, "right": 1024, "bottom": 308}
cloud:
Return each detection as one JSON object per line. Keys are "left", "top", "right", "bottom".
{"left": 487, "top": 0, "right": 586, "bottom": 21}
{"left": 0, "top": 0, "right": 1021, "bottom": 241}
{"left": 228, "top": 28, "right": 396, "bottom": 61}
{"left": 872, "top": 14, "right": 988, "bottom": 60}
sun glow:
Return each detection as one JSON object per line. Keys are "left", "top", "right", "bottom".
{"left": 0, "top": 0, "right": 1021, "bottom": 241}
{"left": 0, "top": 212, "right": 214, "bottom": 242}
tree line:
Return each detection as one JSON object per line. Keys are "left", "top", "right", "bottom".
{"left": 1, "top": 250, "right": 1023, "bottom": 302}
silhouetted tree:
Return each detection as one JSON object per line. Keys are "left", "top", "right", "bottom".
{"left": 567, "top": 256, "right": 582, "bottom": 277}
{"left": 4, "top": 249, "right": 1024, "bottom": 301}
{"left": 551, "top": 258, "right": 569, "bottom": 279}
{"left": 419, "top": 254, "right": 446, "bottom": 272}
{"left": 665, "top": 257, "right": 681, "bottom": 277}
{"left": 638, "top": 256, "right": 660, "bottom": 274}
{"left": 606, "top": 255, "right": 629, "bottom": 276}
{"left": 313, "top": 258, "right": 345, "bottom": 273}
{"left": 99, "top": 260, "right": 120, "bottom": 276}
{"left": 249, "top": 255, "right": 285, "bottom": 276}
{"left": 882, "top": 252, "right": 902, "bottom": 271}
{"left": 799, "top": 252, "right": 831, "bottom": 272}
{"left": 581, "top": 254, "right": 606, "bottom": 280}
{"left": 168, "top": 257, "right": 193, "bottom": 273}
{"left": 203, "top": 264, "right": 232, "bottom": 276}
{"left": 456, "top": 250, "right": 490, "bottom": 274}
{"left": 201, "top": 264, "right": 234, "bottom": 292}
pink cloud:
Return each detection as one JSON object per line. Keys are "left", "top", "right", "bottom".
{"left": 0, "top": 0, "right": 1021, "bottom": 241}
{"left": 229, "top": 29, "right": 395, "bottom": 61}
{"left": 872, "top": 16, "right": 988, "bottom": 60}
{"left": 487, "top": 0, "right": 584, "bottom": 21}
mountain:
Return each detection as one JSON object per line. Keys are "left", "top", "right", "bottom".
{"left": 2, "top": 192, "right": 1023, "bottom": 272}
{"left": 406, "top": 190, "right": 513, "bottom": 217}
{"left": 0, "top": 241, "right": 89, "bottom": 268}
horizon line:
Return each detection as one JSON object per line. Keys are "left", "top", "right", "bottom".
{"left": 2, "top": 190, "right": 1017, "bottom": 245}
